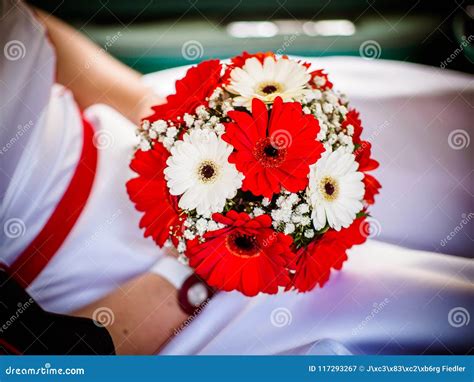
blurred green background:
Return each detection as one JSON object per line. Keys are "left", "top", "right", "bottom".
{"left": 30, "top": 0, "right": 473, "bottom": 73}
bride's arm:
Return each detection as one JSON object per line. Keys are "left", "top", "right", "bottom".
{"left": 32, "top": 8, "right": 161, "bottom": 125}
{"left": 72, "top": 273, "right": 188, "bottom": 354}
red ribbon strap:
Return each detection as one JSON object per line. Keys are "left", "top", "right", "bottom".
{"left": 9, "top": 117, "right": 97, "bottom": 288}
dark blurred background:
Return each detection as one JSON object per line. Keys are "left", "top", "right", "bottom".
{"left": 30, "top": 0, "right": 473, "bottom": 74}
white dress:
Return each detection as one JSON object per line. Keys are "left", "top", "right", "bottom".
{"left": 1, "top": 0, "right": 472, "bottom": 355}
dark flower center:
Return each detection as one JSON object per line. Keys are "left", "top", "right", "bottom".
{"left": 319, "top": 176, "right": 339, "bottom": 201}
{"left": 197, "top": 160, "right": 219, "bottom": 183}
{"left": 227, "top": 233, "right": 260, "bottom": 257}
{"left": 201, "top": 164, "right": 215, "bottom": 179}
{"left": 324, "top": 182, "right": 335, "bottom": 196}
{"left": 263, "top": 144, "right": 279, "bottom": 157}
{"left": 234, "top": 235, "right": 255, "bottom": 250}
{"left": 253, "top": 138, "right": 287, "bottom": 168}
{"left": 257, "top": 82, "right": 283, "bottom": 96}
{"left": 262, "top": 85, "right": 277, "bottom": 94}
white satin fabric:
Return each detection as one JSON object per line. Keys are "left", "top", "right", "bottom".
{"left": 0, "top": 0, "right": 80, "bottom": 265}
{"left": 1, "top": 2, "right": 472, "bottom": 355}
{"left": 161, "top": 240, "right": 473, "bottom": 355}
{"left": 0, "top": 0, "right": 55, "bottom": 200}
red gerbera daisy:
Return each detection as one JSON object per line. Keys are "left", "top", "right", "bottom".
{"left": 144, "top": 59, "right": 222, "bottom": 123}
{"left": 186, "top": 211, "right": 295, "bottom": 296}
{"left": 342, "top": 109, "right": 381, "bottom": 204}
{"left": 223, "top": 97, "right": 324, "bottom": 198}
{"left": 126, "top": 143, "right": 183, "bottom": 246}
{"left": 291, "top": 217, "right": 367, "bottom": 292}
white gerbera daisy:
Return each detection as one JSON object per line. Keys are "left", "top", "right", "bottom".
{"left": 164, "top": 129, "right": 243, "bottom": 215}
{"left": 226, "top": 56, "right": 311, "bottom": 108}
{"left": 308, "top": 147, "right": 364, "bottom": 231}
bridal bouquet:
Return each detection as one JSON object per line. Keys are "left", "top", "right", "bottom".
{"left": 127, "top": 52, "right": 381, "bottom": 296}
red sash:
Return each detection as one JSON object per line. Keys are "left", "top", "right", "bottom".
{"left": 8, "top": 117, "right": 97, "bottom": 288}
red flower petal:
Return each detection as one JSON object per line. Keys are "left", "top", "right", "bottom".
{"left": 144, "top": 59, "right": 222, "bottom": 123}
{"left": 343, "top": 109, "right": 381, "bottom": 205}
{"left": 187, "top": 211, "right": 295, "bottom": 296}
{"left": 355, "top": 140, "right": 381, "bottom": 205}
{"left": 223, "top": 97, "right": 324, "bottom": 198}
{"left": 309, "top": 69, "right": 333, "bottom": 90}
{"left": 126, "top": 143, "right": 182, "bottom": 247}
{"left": 291, "top": 217, "right": 367, "bottom": 293}
{"left": 363, "top": 174, "right": 382, "bottom": 205}
{"left": 343, "top": 109, "right": 362, "bottom": 145}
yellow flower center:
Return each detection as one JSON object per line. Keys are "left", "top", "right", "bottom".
{"left": 256, "top": 81, "right": 284, "bottom": 96}
{"left": 319, "top": 176, "right": 339, "bottom": 202}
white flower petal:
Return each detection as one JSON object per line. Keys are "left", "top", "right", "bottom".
{"left": 226, "top": 56, "right": 311, "bottom": 109}
{"left": 165, "top": 129, "right": 243, "bottom": 216}
{"left": 308, "top": 147, "right": 365, "bottom": 230}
